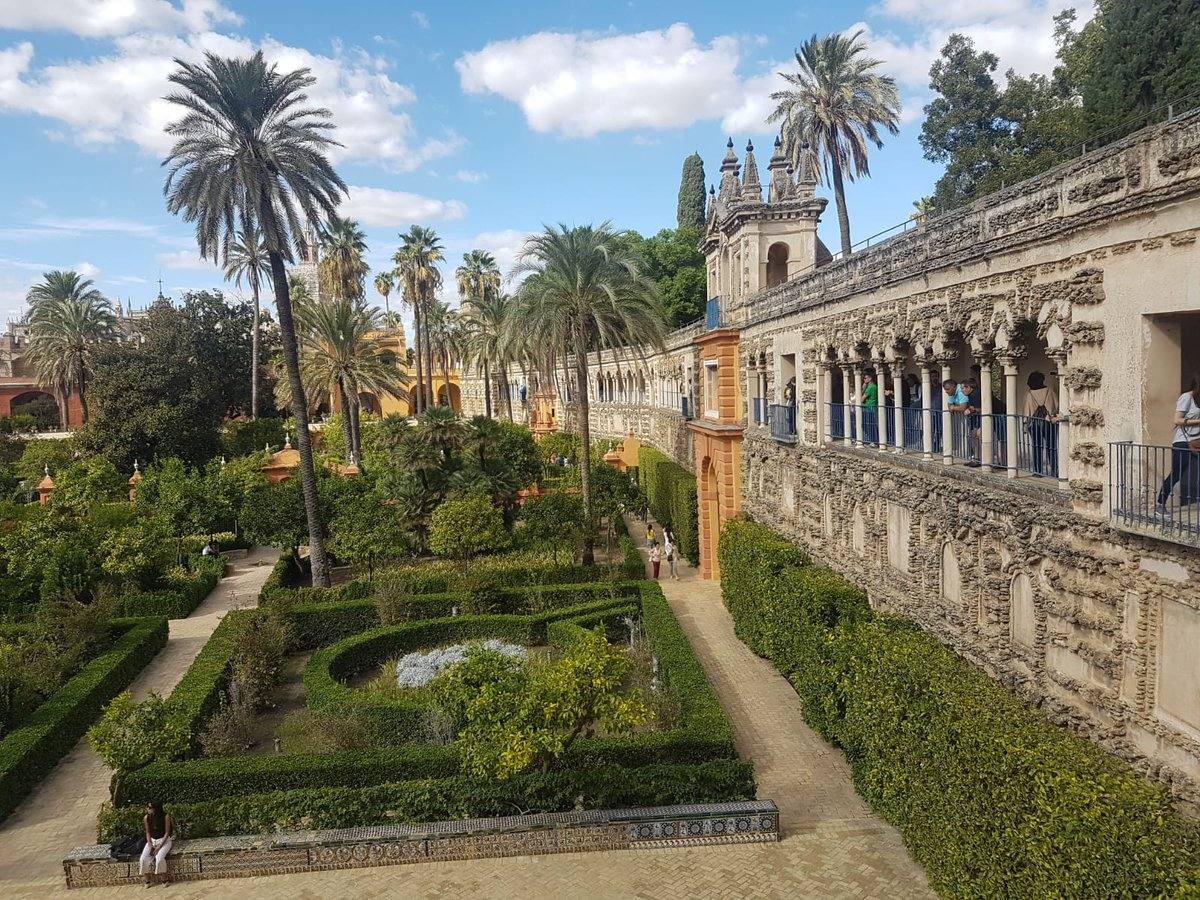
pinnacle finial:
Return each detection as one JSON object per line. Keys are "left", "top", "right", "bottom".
{"left": 726, "top": 136, "right": 733, "bottom": 148}
{"left": 746, "top": 139, "right": 754, "bottom": 152}
{"left": 44, "top": 464, "right": 49, "bottom": 476}
{"left": 709, "top": 184, "right": 715, "bottom": 195}
{"left": 774, "top": 135, "right": 781, "bottom": 147}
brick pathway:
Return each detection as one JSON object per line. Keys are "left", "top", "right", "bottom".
{"left": 2, "top": 536, "right": 932, "bottom": 898}
{"left": 0, "top": 548, "right": 279, "bottom": 898}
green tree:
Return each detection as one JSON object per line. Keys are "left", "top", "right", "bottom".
{"left": 23, "top": 271, "right": 115, "bottom": 427}
{"left": 519, "top": 491, "right": 584, "bottom": 564}
{"left": 223, "top": 225, "right": 271, "bottom": 420}
{"left": 373, "top": 270, "right": 394, "bottom": 320}
{"left": 769, "top": 30, "right": 901, "bottom": 257}
{"left": 676, "top": 152, "right": 707, "bottom": 230}
{"left": 622, "top": 227, "right": 706, "bottom": 327}
{"left": 1082, "top": 0, "right": 1200, "bottom": 138}
{"left": 88, "top": 692, "right": 190, "bottom": 793}
{"left": 318, "top": 215, "right": 369, "bottom": 303}
{"left": 394, "top": 226, "right": 445, "bottom": 413}
{"left": 425, "top": 299, "right": 462, "bottom": 409}
{"left": 427, "top": 493, "right": 509, "bottom": 560}
{"left": 135, "top": 457, "right": 214, "bottom": 563}
{"left": 461, "top": 292, "right": 513, "bottom": 421}
{"left": 163, "top": 50, "right": 345, "bottom": 588}
{"left": 509, "top": 224, "right": 667, "bottom": 565}
{"left": 430, "top": 628, "right": 652, "bottom": 779}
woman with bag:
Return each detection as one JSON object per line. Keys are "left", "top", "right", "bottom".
{"left": 663, "top": 532, "right": 678, "bottom": 581}
{"left": 1156, "top": 378, "right": 1200, "bottom": 513}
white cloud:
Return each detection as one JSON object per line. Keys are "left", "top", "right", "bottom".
{"left": 340, "top": 185, "right": 466, "bottom": 226}
{"left": 721, "top": 63, "right": 789, "bottom": 135}
{"left": 0, "top": 214, "right": 160, "bottom": 241}
{"left": 469, "top": 229, "right": 533, "bottom": 284}
{"left": 0, "top": 32, "right": 460, "bottom": 171}
{"left": 453, "top": 169, "right": 486, "bottom": 183}
{"left": 411, "top": 11, "right": 430, "bottom": 30}
{"left": 0, "top": 0, "right": 240, "bottom": 39}
{"left": 456, "top": 24, "right": 744, "bottom": 138}
{"left": 73, "top": 261, "right": 101, "bottom": 278}
{"left": 157, "top": 249, "right": 218, "bottom": 270}
{"left": 0, "top": 257, "right": 100, "bottom": 321}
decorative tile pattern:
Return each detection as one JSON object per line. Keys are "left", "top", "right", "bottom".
{"left": 62, "top": 801, "right": 779, "bottom": 889}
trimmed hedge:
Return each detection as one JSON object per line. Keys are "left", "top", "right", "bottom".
{"left": 119, "top": 555, "right": 224, "bottom": 619}
{"left": 163, "top": 609, "right": 251, "bottom": 748}
{"left": 119, "top": 582, "right": 739, "bottom": 809}
{"left": 718, "top": 519, "right": 1200, "bottom": 898}
{"left": 101, "top": 758, "right": 754, "bottom": 842}
{"left": 0, "top": 616, "right": 167, "bottom": 821}
{"left": 637, "top": 446, "right": 698, "bottom": 564}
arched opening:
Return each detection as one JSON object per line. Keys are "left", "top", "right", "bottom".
{"left": 437, "top": 382, "right": 462, "bottom": 411}
{"left": 8, "top": 390, "right": 60, "bottom": 430}
{"left": 766, "top": 242, "right": 789, "bottom": 288}
{"left": 358, "top": 393, "right": 382, "bottom": 416}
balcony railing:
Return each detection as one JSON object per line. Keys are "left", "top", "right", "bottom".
{"left": 681, "top": 396, "right": 692, "bottom": 420}
{"left": 1110, "top": 441, "right": 1200, "bottom": 545}
{"left": 769, "top": 404, "right": 797, "bottom": 441}
{"left": 822, "top": 404, "right": 1065, "bottom": 483}
{"left": 750, "top": 397, "right": 767, "bottom": 425}
{"left": 705, "top": 297, "right": 722, "bottom": 330}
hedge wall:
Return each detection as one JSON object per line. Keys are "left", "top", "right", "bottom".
{"left": 118, "top": 582, "right": 739, "bottom": 810}
{"left": 0, "top": 616, "right": 167, "bottom": 821}
{"left": 118, "top": 555, "right": 224, "bottom": 619}
{"left": 718, "top": 520, "right": 1200, "bottom": 898}
{"left": 101, "top": 758, "right": 754, "bottom": 842}
{"left": 637, "top": 446, "right": 698, "bottom": 564}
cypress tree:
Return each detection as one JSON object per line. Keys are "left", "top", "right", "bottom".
{"left": 676, "top": 153, "right": 706, "bottom": 230}
{"left": 1083, "top": 0, "right": 1200, "bottom": 138}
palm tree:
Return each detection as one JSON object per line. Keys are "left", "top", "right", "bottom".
{"left": 455, "top": 249, "right": 501, "bottom": 310}
{"left": 162, "top": 51, "right": 346, "bottom": 587}
{"left": 509, "top": 224, "right": 666, "bottom": 564}
{"left": 426, "top": 300, "right": 462, "bottom": 409}
{"left": 224, "top": 225, "right": 271, "bottom": 419}
{"left": 462, "top": 292, "right": 509, "bottom": 419}
{"left": 394, "top": 226, "right": 444, "bottom": 414}
{"left": 293, "top": 294, "right": 408, "bottom": 463}
{"left": 23, "top": 271, "right": 114, "bottom": 427}
{"left": 373, "top": 270, "right": 394, "bottom": 319}
{"left": 768, "top": 30, "right": 900, "bottom": 257}
{"left": 319, "top": 215, "right": 368, "bottom": 303}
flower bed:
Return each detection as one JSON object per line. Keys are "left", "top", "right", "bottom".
{"left": 393, "top": 640, "right": 526, "bottom": 689}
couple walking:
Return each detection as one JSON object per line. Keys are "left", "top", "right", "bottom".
{"left": 646, "top": 523, "right": 679, "bottom": 581}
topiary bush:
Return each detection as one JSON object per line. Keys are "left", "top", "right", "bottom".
{"left": 636, "top": 446, "right": 698, "bottom": 563}
{"left": 717, "top": 518, "right": 1200, "bottom": 897}
{"left": 428, "top": 493, "right": 509, "bottom": 560}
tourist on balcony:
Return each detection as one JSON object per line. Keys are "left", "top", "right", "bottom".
{"left": 1156, "top": 378, "right": 1200, "bottom": 512}
{"left": 863, "top": 371, "right": 879, "bottom": 445}
{"left": 1023, "top": 371, "right": 1060, "bottom": 477}
{"left": 960, "top": 378, "right": 983, "bottom": 465}
{"left": 942, "top": 378, "right": 970, "bottom": 460}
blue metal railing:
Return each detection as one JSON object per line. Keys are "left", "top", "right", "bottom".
{"left": 902, "top": 407, "right": 923, "bottom": 451}
{"left": 681, "top": 396, "right": 692, "bottom": 420}
{"left": 751, "top": 397, "right": 767, "bottom": 425}
{"left": 705, "top": 297, "right": 721, "bottom": 330}
{"left": 769, "top": 404, "right": 796, "bottom": 441}
{"left": 830, "top": 403, "right": 846, "bottom": 440}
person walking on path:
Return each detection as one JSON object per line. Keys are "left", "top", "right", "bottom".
{"left": 663, "top": 530, "right": 679, "bottom": 581}
{"left": 645, "top": 522, "right": 655, "bottom": 547}
{"left": 140, "top": 801, "right": 173, "bottom": 886}
{"left": 649, "top": 541, "right": 662, "bottom": 579}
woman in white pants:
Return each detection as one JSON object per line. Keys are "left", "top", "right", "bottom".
{"left": 140, "top": 802, "right": 173, "bottom": 886}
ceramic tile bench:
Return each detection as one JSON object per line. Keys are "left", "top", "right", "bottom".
{"left": 63, "top": 800, "right": 780, "bottom": 888}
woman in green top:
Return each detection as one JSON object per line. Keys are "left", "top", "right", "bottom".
{"left": 862, "top": 372, "right": 880, "bottom": 445}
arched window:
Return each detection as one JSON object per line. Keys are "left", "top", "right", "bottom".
{"left": 766, "top": 242, "right": 789, "bottom": 288}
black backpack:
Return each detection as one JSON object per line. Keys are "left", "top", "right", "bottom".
{"left": 110, "top": 834, "right": 146, "bottom": 861}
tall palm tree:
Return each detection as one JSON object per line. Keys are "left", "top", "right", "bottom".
{"left": 162, "top": 50, "right": 346, "bottom": 587}
{"left": 425, "top": 300, "right": 462, "bottom": 409}
{"left": 373, "top": 270, "right": 394, "bottom": 319}
{"left": 768, "top": 30, "right": 900, "bottom": 257}
{"left": 455, "top": 249, "right": 500, "bottom": 310}
{"left": 319, "top": 215, "right": 368, "bottom": 303}
{"left": 23, "top": 271, "right": 114, "bottom": 427}
{"left": 462, "top": 291, "right": 509, "bottom": 420}
{"left": 224, "top": 225, "right": 271, "bottom": 419}
{"left": 509, "top": 224, "right": 666, "bottom": 564}
{"left": 394, "top": 226, "right": 444, "bottom": 414}
{"left": 293, "top": 294, "right": 409, "bottom": 463}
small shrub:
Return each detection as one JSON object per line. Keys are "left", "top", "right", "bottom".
{"left": 230, "top": 611, "right": 295, "bottom": 709}
{"left": 375, "top": 574, "right": 421, "bottom": 625}
{"left": 198, "top": 693, "right": 256, "bottom": 757}
{"left": 88, "top": 691, "right": 190, "bottom": 787}
{"left": 456, "top": 570, "right": 508, "bottom": 616}
{"left": 428, "top": 493, "right": 509, "bottom": 560}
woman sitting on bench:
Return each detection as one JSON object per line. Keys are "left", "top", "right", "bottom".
{"left": 140, "top": 802, "right": 173, "bottom": 887}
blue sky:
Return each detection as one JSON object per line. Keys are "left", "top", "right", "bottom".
{"left": 0, "top": 0, "right": 1084, "bottom": 326}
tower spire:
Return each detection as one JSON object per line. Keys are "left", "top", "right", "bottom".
{"left": 717, "top": 137, "right": 741, "bottom": 205}
{"left": 740, "top": 139, "right": 761, "bottom": 202}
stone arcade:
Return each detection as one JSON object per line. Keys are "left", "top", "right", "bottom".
{"left": 462, "top": 114, "right": 1200, "bottom": 807}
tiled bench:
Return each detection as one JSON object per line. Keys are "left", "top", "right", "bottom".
{"left": 64, "top": 800, "right": 779, "bottom": 888}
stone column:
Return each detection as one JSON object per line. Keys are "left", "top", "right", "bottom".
{"left": 1003, "top": 359, "right": 1019, "bottom": 479}
{"left": 979, "top": 357, "right": 994, "bottom": 469}
{"left": 891, "top": 362, "right": 905, "bottom": 453}
{"left": 841, "top": 367, "right": 853, "bottom": 448}
{"left": 745, "top": 358, "right": 755, "bottom": 424}
{"left": 921, "top": 363, "right": 934, "bottom": 460}
{"left": 941, "top": 361, "right": 953, "bottom": 465}
{"left": 819, "top": 364, "right": 831, "bottom": 445}
{"left": 1051, "top": 350, "right": 1069, "bottom": 490}
{"left": 853, "top": 366, "right": 864, "bottom": 448}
